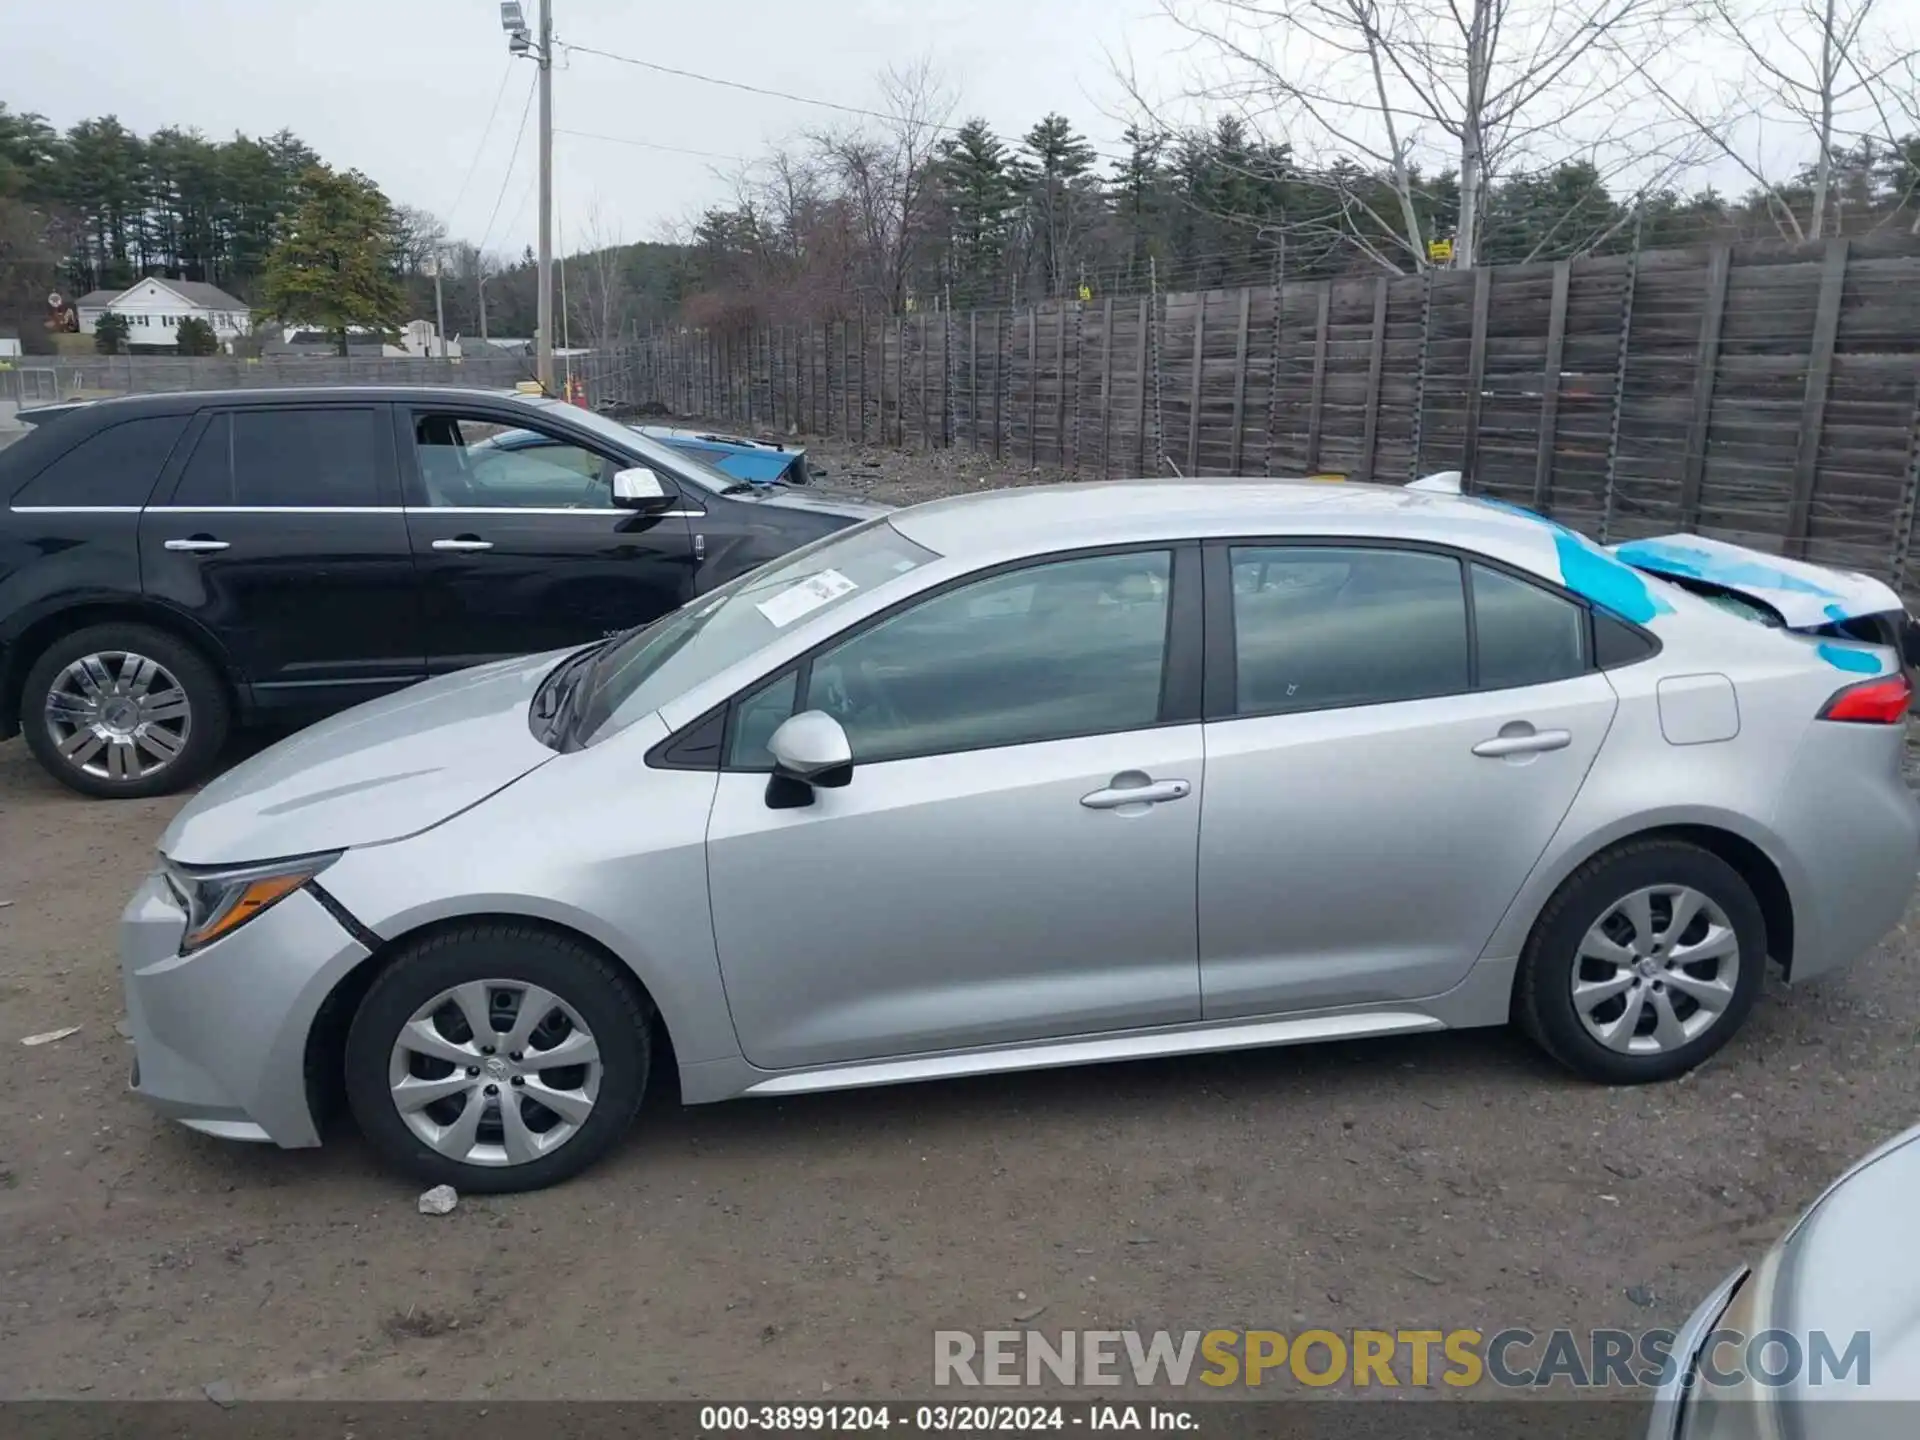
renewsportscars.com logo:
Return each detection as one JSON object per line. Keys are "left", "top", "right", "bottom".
{"left": 933, "top": 1328, "right": 1873, "bottom": 1391}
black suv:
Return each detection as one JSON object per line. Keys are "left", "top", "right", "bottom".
{"left": 0, "top": 386, "right": 883, "bottom": 797}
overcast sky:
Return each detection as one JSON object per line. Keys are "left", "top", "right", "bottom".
{"left": 2, "top": 0, "right": 1178, "bottom": 255}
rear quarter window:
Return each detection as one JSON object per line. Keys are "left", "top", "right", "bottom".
{"left": 9, "top": 415, "right": 189, "bottom": 508}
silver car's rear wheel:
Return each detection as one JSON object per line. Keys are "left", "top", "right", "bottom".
{"left": 1517, "top": 839, "right": 1765, "bottom": 1084}
{"left": 388, "top": 979, "right": 604, "bottom": 1168}
{"left": 1571, "top": 885, "right": 1740, "bottom": 1055}
{"left": 43, "top": 649, "right": 193, "bottom": 783}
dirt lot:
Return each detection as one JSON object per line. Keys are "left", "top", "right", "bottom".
{"left": 1, "top": 435, "right": 1917, "bottom": 1403}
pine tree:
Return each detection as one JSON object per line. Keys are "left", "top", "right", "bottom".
{"left": 1017, "top": 114, "right": 1097, "bottom": 296}
{"left": 258, "top": 165, "right": 407, "bottom": 355}
{"left": 935, "top": 119, "right": 1017, "bottom": 303}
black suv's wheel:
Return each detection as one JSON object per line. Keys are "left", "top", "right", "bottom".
{"left": 344, "top": 924, "right": 652, "bottom": 1193}
{"left": 20, "top": 623, "right": 230, "bottom": 799}
{"left": 1517, "top": 840, "right": 1766, "bottom": 1084}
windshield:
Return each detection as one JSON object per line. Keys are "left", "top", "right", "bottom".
{"left": 577, "top": 518, "right": 940, "bottom": 745}
{"left": 509, "top": 394, "right": 740, "bottom": 495}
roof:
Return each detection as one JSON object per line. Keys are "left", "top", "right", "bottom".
{"left": 75, "top": 279, "right": 250, "bottom": 311}
{"left": 888, "top": 477, "right": 1557, "bottom": 561}
{"left": 160, "top": 279, "right": 249, "bottom": 311}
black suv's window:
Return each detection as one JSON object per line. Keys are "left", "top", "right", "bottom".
{"left": 168, "top": 408, "right": 382, "bottom": 507}
{"left": 409, "top": 412, "right": 614, "bottom": 509}
{"left": 10, "top": 415, "right": 188, "bottom": 508}
{"left": 1470, "top": 562, "right": 1586, "bottom": 688}
{"left": 1229, "top": 545, "right": 1469, "bottom": 716}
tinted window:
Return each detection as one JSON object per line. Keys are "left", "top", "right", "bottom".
{"left": 11, "top": 416, "right": 187, "bottom": 507}
{"left": 1230, "top": 546, "right": 1468, "bottom": 715}
{"left": 171, "top": 408, "right": 382, "bottom": 507}
{"left": 171, "top": 413, "right": 232, "bottom": 505}
{"left": 803, "top": 550, "right": 1173, "bottom": 764}
{"left": 1471, "top": 562, "right": 1586, "bottom": 688}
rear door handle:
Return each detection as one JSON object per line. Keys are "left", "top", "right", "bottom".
{"left": 1473, "top": 728, "right": 1572, "bottom": 758}
{"left": 432, "top": 537, "right": 494, "bottom": 552}
{"left": 163, "top": 537, "right": 229, "bottom": 553}
{"left": 1080, "top": 777, "right": 1192, "bottom": 809}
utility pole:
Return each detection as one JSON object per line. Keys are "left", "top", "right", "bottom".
{"left": 500, "top": 0, "right": 553, "bottom": 387}
{"left": 535, "top": 0, "right": 554, "bottom": 392}
{"left": 477, "top": 270, "right": 489, "bottom": 343}
{"left": 430, "top": 252, "right": 447, "bottom": 359}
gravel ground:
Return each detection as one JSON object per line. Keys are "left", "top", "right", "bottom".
{"left": 1, "top": 436, "right": 1917, "bottom": 1403}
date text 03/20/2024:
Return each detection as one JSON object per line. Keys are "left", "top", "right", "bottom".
{"left": 698, "top": 1404, "right": 1198, "bottom": 1432}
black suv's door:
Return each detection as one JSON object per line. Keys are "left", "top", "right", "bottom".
{"left": 392, "top": 402, "right": 697, "bottom": 673}
{"left": 139, "top": 403, "right": 426, "bottom": 716}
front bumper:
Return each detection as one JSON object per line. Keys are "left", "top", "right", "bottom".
{"left": 120, "top": 870, "right": 374, "bottom": 1148}
{"left": 1645, "top": 1267, "right": 1748, "bottom": 1440}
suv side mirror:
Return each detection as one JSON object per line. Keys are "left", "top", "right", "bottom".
{"left": 612, "top": 466, "right": 671, "bottom": 511}
{"left": 765, "top": 710, "right": 853, "bottom": 808}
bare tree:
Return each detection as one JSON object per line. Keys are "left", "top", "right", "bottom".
{"left": 1648, "top": 0, "right": 1920, "bottom": 242}
{"left": 569, "top": 200, "right": 632, "bottom": 346}
{"left": 809, "top": 60, "right": 955, "bottom": 310}
{"left": 391, "top": 204, "right": 449, "bottom": 275}
{"left": 1150, "top": 0, "right": 1702, "bottom": 267}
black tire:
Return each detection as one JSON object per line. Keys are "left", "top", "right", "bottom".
{"left": 21, "top": 622, "right": 230, "bottom": 799}
{"left": 1516, "top": 840, "right": 1767, "bottom": 1084}
{"left": 344, "top": 924, "right": 652, "bottom": 1193}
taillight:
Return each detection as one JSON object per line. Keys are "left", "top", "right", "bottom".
{"left": 1817, "top": 672, "right": 1913, "bottom": 724}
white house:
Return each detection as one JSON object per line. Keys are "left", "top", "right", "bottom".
{"left": 75, "top": 277, "right": 251, "bottom": 350}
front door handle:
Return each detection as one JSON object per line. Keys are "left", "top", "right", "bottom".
{"left": 432, "top": 536, "right": 494, "bottom": 552}
{"left": 1080, "top": 775, "right": 1192, "bottom": 810}
{"left": 1472, "top": 727, "right": 1572, "bottom": 758}
{"left": 163, "top": 537, "right": 229, "bottom": 553}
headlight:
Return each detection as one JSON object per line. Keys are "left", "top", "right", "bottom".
{"left": 161, "top": 852, "right": 341, "bottom": 953}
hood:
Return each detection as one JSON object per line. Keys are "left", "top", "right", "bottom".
{"left": 159, "top": 649, "right": 569, "bottom": 865}
{"left": 1612, "top": 535, "right": 1904, "bottom": 630}
{"left": 1766, "top": 1123, "right": 1920, "bottom": 1406}
{"left": 744, "top": 486, "right": 893, "bottom": 522}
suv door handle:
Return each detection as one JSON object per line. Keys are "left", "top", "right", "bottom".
{"left": 163, "top": 537, "right": 229, "bottom": 552}
{"left": 432, "top": 537, "right": 494, "bottom": 552}
{"left": 1473, "top": 728, "right": 1572, "bottom": 758}
{"left": 1080, "top": 775, "right": 1192, "bottom": 809}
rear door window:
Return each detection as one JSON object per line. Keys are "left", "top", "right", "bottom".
{"left": 1470, "top": 562, "right": 1587, "bottom": 688}
{"left": 169, "top": 407, "right": 383, "bottom": 507}
{"left": 10, "top": 415, "right": 189, "bottom": 507}
{"left": 1228, "top": 546, "right": 1470, "bottom": 715}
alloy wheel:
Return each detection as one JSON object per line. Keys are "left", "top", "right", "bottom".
{"left": 43, "top": 650, "right": 192, "bottom": 783}
{"left": 1571, "top": 885, "right": 1740, "bottom": 1055}
{"left": 387, "top": 979, "right": 603, "bottom": 1167}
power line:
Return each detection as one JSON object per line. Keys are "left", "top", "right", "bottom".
{"left": 444, "top": 59, "right": 518, "bottom": 230}
{"left": 560, "top": 41, "right": 952, "bottom": 133}
{"left": 475, "top": 72, "right": 540, "bottom": 257}
{"left": 554, "top": 127, "right": 744, "bottom": 162}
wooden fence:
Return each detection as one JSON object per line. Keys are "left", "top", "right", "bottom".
{"left": 637, "top": 235, "right": 1920, "bottom": 605}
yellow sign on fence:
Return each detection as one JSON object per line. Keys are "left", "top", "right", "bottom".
{"left": 1427, "top": 238, "right": 1454, "bottom": 263}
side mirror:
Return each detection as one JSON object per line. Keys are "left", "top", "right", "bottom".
{"left": 765, "top": 710, "right": 853, "bottom": 808}
{"left": 612, "top": 466, "right": 671, "bottom": 510}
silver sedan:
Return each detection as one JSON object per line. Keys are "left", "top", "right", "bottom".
{"left": 120, "top": 475, "right": 1920, "bottom": 1190}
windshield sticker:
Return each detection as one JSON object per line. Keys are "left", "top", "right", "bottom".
{"left": 756, "top": 568, "right": 859, "bottom": 628}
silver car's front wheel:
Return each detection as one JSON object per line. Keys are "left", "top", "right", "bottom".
{"left": 1517, "top": 840, "right": 1765, "bottom": 1084}
{"left": 345, "top": 926, "right": 651, "bottom": 1192}
{"left": 1571, "top": 886, "right": 1740, "bottom": 1055}
{"left": 389, "top": 980, "right": 604, "bottom": 1167}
